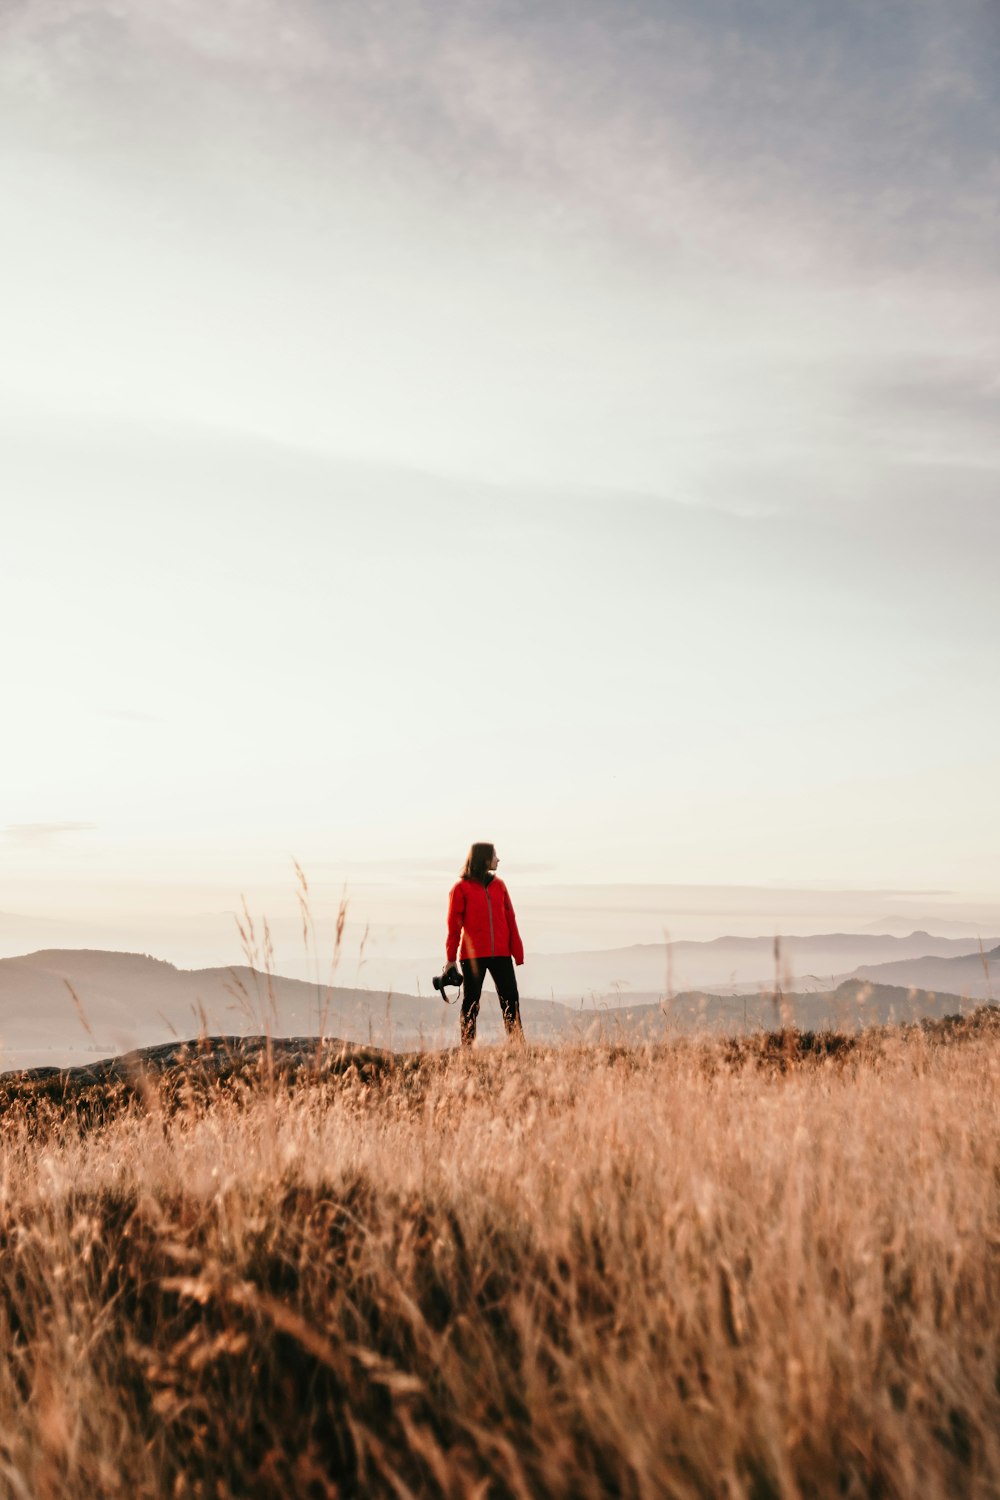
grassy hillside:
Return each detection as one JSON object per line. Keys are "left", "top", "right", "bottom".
{"left": 0, "top": 1015, "right": 998, "bottom": 1497}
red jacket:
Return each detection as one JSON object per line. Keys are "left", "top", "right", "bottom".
{"left": 447, "top": 877, "right": 524, "bottom": 965}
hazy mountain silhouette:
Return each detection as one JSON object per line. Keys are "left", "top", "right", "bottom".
{"left": 861, "top": 915, "right": 998, "bottom": 938}
{"left": 0, "top": 949, "right": 568, "bottom": 1067}
{"left": 846, "top": 945, "right": 999, "bottom": 1000}
{"left": 508, "top": 931, "right": 994, "bottom": 1000}
{"left": 0, "top": 948, "right": 984, "bottom": 1072}
{"left": 0, "top": 949, "right": 450, "bottom": 1065}
{"left": 568, "top": 980, "right": 982, "bottom": 1039}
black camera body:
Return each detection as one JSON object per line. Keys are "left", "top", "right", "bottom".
{"left": 432, "top": 962, "right": 464, "bottom": 1000}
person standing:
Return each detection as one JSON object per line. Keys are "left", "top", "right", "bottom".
{"left": 446, "top": 843, "right": 525, "bottom": 1046}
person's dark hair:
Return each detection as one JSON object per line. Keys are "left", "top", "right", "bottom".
{"left": 462, "top": 842, "right": 495, "bottom": 884}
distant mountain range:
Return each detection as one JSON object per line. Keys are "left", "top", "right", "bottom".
{"left": 0, "top": 943, "right": 993, "bottom": 1072}
{"left": 849, "top": 945, "right": 998, "bottom": 1001}
{"left": 861, "top": 915, "right": 996, "bottom": 938}
{"left": 0, "top": 949, "right": 452, "bottom": 1069}
{"left": 452, "top": 930, "right": 1000, "bottom": 1001}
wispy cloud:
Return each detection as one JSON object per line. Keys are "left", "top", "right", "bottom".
{"left": 317, "top": 856, "right": 558, "bottom": 878}
{"left": 99, "top": 707, "right": 162, "bottom": 723}
{"left": 3, "top": 0, "right": 997, "bottom": 274}
{"left": 855, "top": 360, "right": 1000, "bottom": 444}
{"left": 6, "top": 822, "right": 97, "bottom": 845}
{"left": 1, "top": 0, "right": 998, "bottom": 903}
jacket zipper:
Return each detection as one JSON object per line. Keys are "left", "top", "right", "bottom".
{"left": 485, "top": 880, "right": 495, "bottom": 953}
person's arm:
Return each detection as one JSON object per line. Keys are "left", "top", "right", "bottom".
{"left": 446, "top": 883, "right": 465, "bottom": 964}
{"left": 503, "top": 885, "right": 525, "bottom": 965}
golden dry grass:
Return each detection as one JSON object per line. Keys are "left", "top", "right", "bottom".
{"left": 0, "top": 1027, "right": 999, "bottom": 1498}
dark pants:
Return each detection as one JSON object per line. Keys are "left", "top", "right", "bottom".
{"left": 460, "top": 956, "right": 523, "bottom": 1046}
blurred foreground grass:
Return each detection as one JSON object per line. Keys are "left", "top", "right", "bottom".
{"left": 1, "top": 1019, "right": 999, "bottom": 1498}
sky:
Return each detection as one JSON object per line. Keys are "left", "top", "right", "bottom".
{"left": 2, "top": 0, "right": 999, "bottom": 972}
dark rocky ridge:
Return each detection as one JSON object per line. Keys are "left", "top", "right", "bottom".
{"left": 0, "top": 1034, "right": 417, "bottom": 1120}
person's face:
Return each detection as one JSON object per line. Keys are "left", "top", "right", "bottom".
{"left": 489, "top": 849, "right": 500, "bottom": 872}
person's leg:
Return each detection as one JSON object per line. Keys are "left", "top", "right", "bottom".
{"left": 459, "top": 958, "right": 485, "bottom": 1046}
{"left": 486, "top": 956, "right": 524, "bottom": 1040}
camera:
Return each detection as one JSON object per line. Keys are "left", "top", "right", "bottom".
{"left": 432, "top": 962, "right": 464, "bottom": 999}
